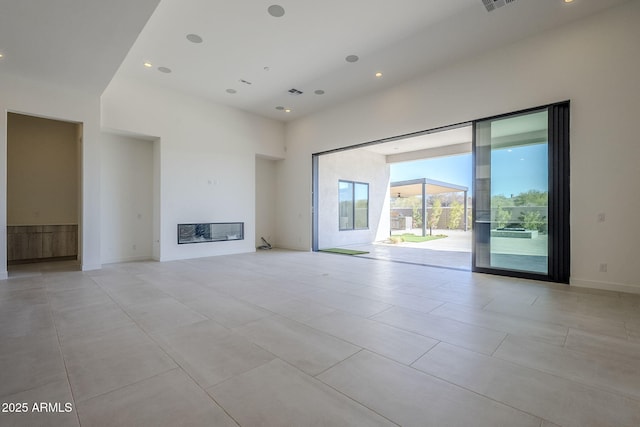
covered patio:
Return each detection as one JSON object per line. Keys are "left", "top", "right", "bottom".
{"left": 391, "top": 178, "right": 469, "bottom": 236}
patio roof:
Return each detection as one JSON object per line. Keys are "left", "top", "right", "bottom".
{"left": 391, "top": 178, "right": 468, "bottom": 198}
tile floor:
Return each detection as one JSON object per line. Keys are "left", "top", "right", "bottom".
{"left": 1, "top": 250, "right": 640, "bottom": 426}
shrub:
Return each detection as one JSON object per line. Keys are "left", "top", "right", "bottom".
{"left": 448, "top": 201, "right": 463, "bottom": 229}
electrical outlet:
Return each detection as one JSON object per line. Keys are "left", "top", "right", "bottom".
{"left": 597, "top": 213, "right": 606, "bottom": 223}
{"left": 599, "top": 263, "right": 607, "bottom": 273}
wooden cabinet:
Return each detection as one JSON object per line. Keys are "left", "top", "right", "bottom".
{"left": 7, "top": 225, "right": 78, "bottom": 262}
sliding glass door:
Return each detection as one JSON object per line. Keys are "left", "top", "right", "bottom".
{"left": 473, "top": 103, "right": 570, "bottom": 283}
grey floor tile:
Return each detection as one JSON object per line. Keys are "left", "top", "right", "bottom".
{"left": 0, "top": 278, "right": 45, "bottom": 298}
{"left": 53, "top": 302, "right": 136, "bottom": 342}
{"left": 399, "top": 285, "right": 494, "bottom": 308}
{"left": 413, "top": 342, "right": 640, "bottom": 427}
{"left": 430, "top": 302, "right": 568, "bottom": 345}
{"left": 627, "top": 320, "right": 640, "bottom": 341}
{"left": 483, "top": 298, "right": 628, "bottom": 339}
{"left": 0, "top": 287, "right": 48, "bottom": 305}
{"left": 0, "top": 379, "right": 78, "bottom": 427}
{"left": 531, "top": 295, "right": 634, "bottom": 323}
{"left": 47, "top": 286, "right": 111, "bottom": 313}
{"left": 102, "top": 283, "right": 169, "bottom": 307}
{"left": 4, "top": 252, "right": 640, "bottom": 427}
{"left": 565, "top": 328, "right": 640, "bottom": 361}
{"left": 372, "top": 306, "right": 506, "bottom": 354}
{"left": 235, "top": 315, "right": 361, "bottom": 375}
{"left": 0, "top": 334, "right": 67, "bottom": 398}
{"left": 61, "top": 326, "right": 177, "bottom": 401}
{"left": 181, "top": 290, "right": 274, "bottom": 328}
{"left": 208, "top": 358, "right": 394, "bottom": 426}
{"left": 305, "top": 311, "right": 438, "bottom": 365}
{"left": 90, "top": 273, "right": 146, "bottom": 289}
{"left": 232, "top": 285, "right": 304, "bottom": 309}
{"left": 123, "top": 297, "right": 207, "bottom": 333}
{"left": 301, "top": 288, "right": 393, "bottom": 317}
{"left": 151, "top": 320, "right": 275, "bottom": 388}
{"left": 43, "top": 274, "right": 100, "bottom": 292}
{"left": 261, "top": 297, "right": 337, "bottom": 322}
{"left": 319, "top": 350, "right": 541, "bottom": 427}
{"left": 346, "top": 286, "right": 445, "bottom": 314}
{"left": 494, "top": 335, "right": 640, "bottom": 400}
{"left": 77, "top": 369, "right": 236, "bottom": 427}
{"left": 0, "top": 295, "right": 54, "bottom": 339}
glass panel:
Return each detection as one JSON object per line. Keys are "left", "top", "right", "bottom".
{"left": 339, "top": 181, "right": 354, "bottom": 230}
{"left": 177, "top": 223, "right": 244, "bottom": 244}
{"left": 354, "top": 183, "right": 369, "bottom": 229}
{"left": 475, "top": 110, "right": 549, "bottom": 274}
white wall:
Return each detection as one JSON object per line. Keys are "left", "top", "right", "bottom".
{"left": 101, "top": 77, "right": 285, "bottom": 261}
{"left": 255, "top": 156, "right": 278, "bottom": 248}
{"left": 318, "top": 149, "right": 390, "bottom": 248}
{"left": 280, "top": 1, "right": 640, "bottom": 293}
{"left": 0, "top": 74, "right": 102, "bottom": 278}
{"left": 7, "top": 113, "right": 79, "bottom": 225}
{"left": 101, "top": 133, "right": 154, "bottom": 263}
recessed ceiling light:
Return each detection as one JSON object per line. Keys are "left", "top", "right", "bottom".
{"left": 564, "top": 0, "right": 574, "bottom": 3}
{"left": 275, "top": 106, "right": 285, "bottom": 110}
{"left": 186, "top": 34, "right": 203, "bottom": 43}
{"left": 158, "top": 67, "right": 172, "bottom": 74}
{"left": 268, "top": 5, "right": 285, "bottom": 17}
{"left": 314, "top": 90, "right": 325, "bottom": 95}
{"left": 226, "top": 89, "right": 237, "bottom": 94}
{"left": 285, "top": 109, "right": 292, "bottom": 113}
{"left": 345, "top": 55, "right": 359, "bottom": 63}
{"left": 0, "top": 53, "right": 4, "bottom": 59}
{"left": 375, "top": 72, "right": 383, "bottom": 78}
{"left": 143, "top": 62, "right": 153, "bottom": 68}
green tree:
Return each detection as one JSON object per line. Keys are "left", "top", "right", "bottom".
{"left": 518, "top": 210, "right": 546, "bottom": 232}
{"left": 428, "top": 198, "right": 443, "bottom": 235}
{"left": 492, "top": 195, "right": 512, "bottom": 229}
{"left": 448, "top": 201, "right": 464, "bottom": 229}
{"left": 412, "top": 205, "right": 422, "bottom": 229}
{"left": 513, "top": 190, "right": 548, "bottom": 207}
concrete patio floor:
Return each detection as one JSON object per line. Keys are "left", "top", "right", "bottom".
{"left": 347, "top": 229, "right": 549, "bottom": 272}
{"left": 349, "top": 229, "right": 473, "bottom": 270}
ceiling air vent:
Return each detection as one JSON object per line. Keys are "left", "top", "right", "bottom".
{"left": 288, "top": 88, "right": 303, "bottom": 95}
{"left": 482, "top": 0, "right": 517, "bottom": 12}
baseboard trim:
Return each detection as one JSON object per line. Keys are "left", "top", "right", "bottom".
{"left": 101, "top": 256, "right": 154, "bottom": 265}
{"left": 81, "top": 263, "right": 102, "bottom": 272}
{"left": 571, "top": 278, "right": 640, "bottom": 295}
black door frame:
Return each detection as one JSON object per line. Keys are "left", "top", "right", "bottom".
{"left": 311, "top": 101, "right": 570, "bottom": 284}
{"left": 471, "top": 101, "right": 570, "bottom": 284}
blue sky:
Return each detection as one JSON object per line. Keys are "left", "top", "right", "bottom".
{"left": 391, "top": 154, "right": 472, "bottom": 190}
{"left": 390, "top": 144, "right": 548, "bottom": 197}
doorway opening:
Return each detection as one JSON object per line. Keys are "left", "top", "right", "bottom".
{"left": 314, "top": 124, "right": 473, "bottom": 271}
{"left": 6, "top": 112, "right": 82, "bottom": 276}
{"left": 312, "top": 101, "right": 570, "bottom": 283}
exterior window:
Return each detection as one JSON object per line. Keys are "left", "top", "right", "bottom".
{"left": 339, "top": 180, "right": 368, "bottom": 230}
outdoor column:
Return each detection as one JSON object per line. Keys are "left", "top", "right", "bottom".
{"left": 421, "top": 182, "right": 427, "bottom": 237}
{"left": 463, "top": 190, "right": 468, "bottom": 231}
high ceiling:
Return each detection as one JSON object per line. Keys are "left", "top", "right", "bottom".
{"left": 0, "top": 0, "right": 631, "bottom": 121}
{"left": 0, "top": 0, "right": 160, "bottom": 93}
